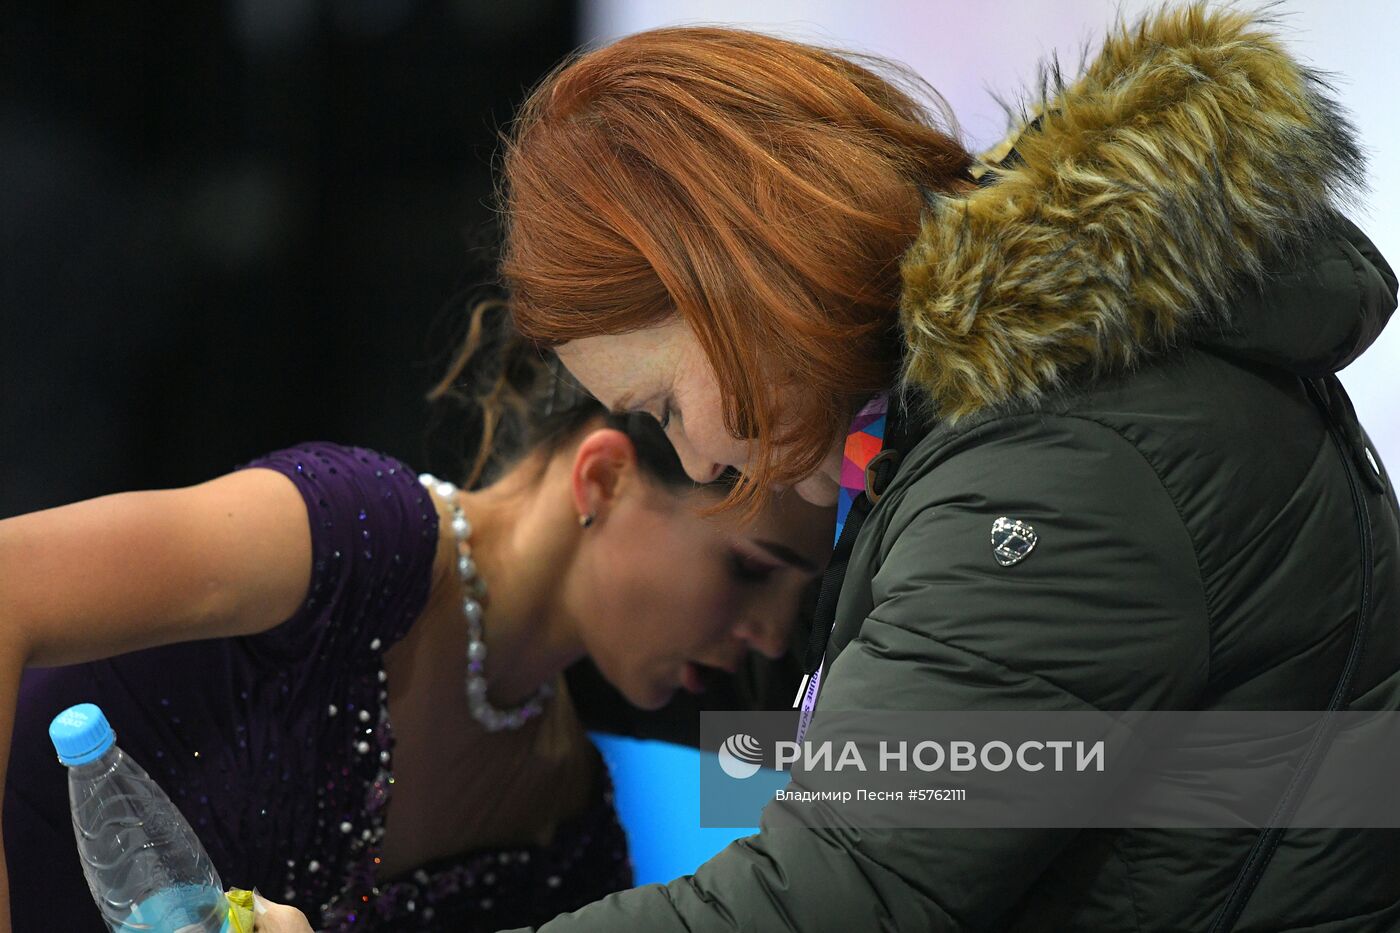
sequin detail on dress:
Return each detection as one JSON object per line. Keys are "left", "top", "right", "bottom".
{"left": 239, "top": 444, "right": 633, "bottom": 932}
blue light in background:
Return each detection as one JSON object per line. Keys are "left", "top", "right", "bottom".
{"left": 591, "top": 733, "right": 758, "bottom": 884}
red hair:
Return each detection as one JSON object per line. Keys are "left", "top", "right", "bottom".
{"left": 500, "top": 26, "right": 972, "bottom": 511}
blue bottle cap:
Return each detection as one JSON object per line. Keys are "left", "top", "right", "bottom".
{"left": 49, "top": 703, "right": 116, "bottom": 766}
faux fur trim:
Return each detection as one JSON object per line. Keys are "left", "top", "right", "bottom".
{"left": 897, "top": 3, "right": 1364, "bottom": 422}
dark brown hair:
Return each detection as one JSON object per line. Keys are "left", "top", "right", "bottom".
{"left": 427, "top": 298, "right": 694, "bottom": 491}
{"left": 498, "top": 26, "right": 972, "bottom": 512}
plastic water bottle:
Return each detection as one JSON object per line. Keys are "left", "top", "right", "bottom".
{"left": 49, "top": 703, "right": 230, "bottom": 933}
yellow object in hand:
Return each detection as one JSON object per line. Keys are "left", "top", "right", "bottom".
{"left": 225, "top": 888, "right": 257, "bottom": 933}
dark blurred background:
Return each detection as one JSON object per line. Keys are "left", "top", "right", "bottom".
{"left": 1, "top": 0, "right": 577, "bottom": 517}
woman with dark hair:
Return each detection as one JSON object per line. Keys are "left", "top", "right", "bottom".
{"left": 0, "top": 306, "right": 832, "bottom": 932}
{"left": 235, "top": 5, "right": 1400, "bottom": 932}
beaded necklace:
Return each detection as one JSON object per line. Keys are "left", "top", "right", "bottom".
{"left": 417, "top": 473, "right": 554, "bottom": 731}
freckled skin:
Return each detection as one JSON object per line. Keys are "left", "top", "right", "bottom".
{"left": 556, "top": 321, "right": 845, "bottom": 506}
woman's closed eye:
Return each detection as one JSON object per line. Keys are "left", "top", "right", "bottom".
{"left": 626, "top": 397, "right": 674, "bottom": 431}
{"left": 655, "top": 398, "right": 675, "bottom": 431}
{"left": 729, "top": 551, "right": 777, "bottom": 583}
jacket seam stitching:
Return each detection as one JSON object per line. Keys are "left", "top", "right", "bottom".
{"left": 1199, "top": 425, "right": 1331, "bottom": 597}
{"left": 1113, "top": 832, "right": 1145, "bottom": 932}
{"left": 860, "top": 610, "right": 1104, "bottom": 712}
{"left": 1056, "top": 413, "right": 1217, "bottom": 687}
{"left": 1333, "top": 225, "right": 1376, "bottom": 372}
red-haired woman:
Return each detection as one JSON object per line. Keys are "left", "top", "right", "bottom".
{"left": 258, "top": 5, "right": 1400, "bottom": 932}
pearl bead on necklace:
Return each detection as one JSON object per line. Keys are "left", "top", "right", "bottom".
{"left": 418, "top": 473, "right": 553, "bottom": 731}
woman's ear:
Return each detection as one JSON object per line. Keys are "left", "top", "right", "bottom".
{"left": 570, "top": 428, "right": 640, "bottom": 525}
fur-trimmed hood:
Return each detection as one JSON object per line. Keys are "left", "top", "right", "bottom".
{"left": 897, "top": 3, "right": 1393, "bottom": 423}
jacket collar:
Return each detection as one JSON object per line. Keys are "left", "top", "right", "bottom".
{"left": 896, "top": 4, "right": 1370, "bottom": 424}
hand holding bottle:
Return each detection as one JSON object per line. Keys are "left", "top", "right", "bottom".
{"left": 251, "top": 895, "right": 314, "bottom": 932}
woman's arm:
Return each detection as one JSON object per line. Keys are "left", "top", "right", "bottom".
{"left": 0, "top": 635, "right": 20, "bottom": 933}
{"left": 1, "top": 468, "right": 312, "bottom": 666}
{"left": 0, "top": 467, "right": 314, "bottom": 928}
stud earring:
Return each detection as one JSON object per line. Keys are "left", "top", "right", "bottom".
{"left": 578, "top": 512, "right": 596, "bottom": 528}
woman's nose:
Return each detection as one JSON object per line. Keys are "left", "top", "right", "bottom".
{"left": 733, "top": 612, "right": 790, "bottom": 661}
{"left": 672, "top": 439, "right": 723, "bottom": 485}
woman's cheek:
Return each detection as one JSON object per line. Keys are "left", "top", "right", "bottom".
{"left": 693, "top": 583, "right": 744, "bottom": 645}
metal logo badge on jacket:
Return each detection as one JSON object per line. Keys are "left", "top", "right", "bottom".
{"left": 991, "top": 517, "right": 1037, "bottom": 566}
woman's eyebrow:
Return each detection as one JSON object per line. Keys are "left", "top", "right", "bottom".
{"left": 610, "top": 390, "right": 657, "bottom": 414}
{"left": 750, "top": 538, "right": 819, "bottom": 573}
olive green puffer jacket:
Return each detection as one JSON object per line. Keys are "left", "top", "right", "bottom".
{"left": 524, "top": 6, "right": 1400, "bottom": 931}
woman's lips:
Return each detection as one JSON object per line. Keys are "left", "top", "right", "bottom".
{"left": 681, "top": 661, "right": 707, "bottom": 695}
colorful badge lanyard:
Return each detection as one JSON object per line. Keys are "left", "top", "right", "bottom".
{"left": 792, "top": 392, "right": 889, "bottom": 744}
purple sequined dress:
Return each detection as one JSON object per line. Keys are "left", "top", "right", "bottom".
{"left": 3, "top": 442, "right": 633, "bottom": 932}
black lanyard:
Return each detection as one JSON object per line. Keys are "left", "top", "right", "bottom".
{"left": 801, "top": 398, "right": 916, "bottom": 677}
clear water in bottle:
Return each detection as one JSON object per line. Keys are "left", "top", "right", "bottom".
{"left": 49, "top": 703, "right": 230, "bottom": 933}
